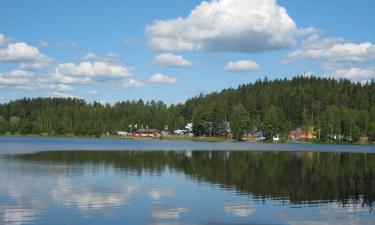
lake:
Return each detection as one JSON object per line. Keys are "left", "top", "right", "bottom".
{"left": 0, "top": 136, "right": 374, "bottom": 224}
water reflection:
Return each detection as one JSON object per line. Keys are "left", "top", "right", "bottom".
{"left": 10, "top": 150, "right": 375, "bottom": 209}
{"left": 1, "top": 150, "right": 374, "bottom": 224}
{"left": 3, "top": 208, "right": 38, "bottom": 225}
{"left": 224, "top": 203, "right": 256, "bottom": 217}
{"left": 149, "top": 188, "right": 176, "bottom": 201}
{"left": 152, "top": 207, "right": 187, "bottom": 219}
{"left": 50, "top": 178, "right": 138, "bottom": 213}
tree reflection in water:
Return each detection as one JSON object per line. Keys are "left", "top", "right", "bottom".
{"left": 11, "top": 150, "right": 375, "bottom": 211}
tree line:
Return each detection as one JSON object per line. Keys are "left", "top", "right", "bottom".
{"left": 0, "top": 76, "right": 374, "bottom": 141}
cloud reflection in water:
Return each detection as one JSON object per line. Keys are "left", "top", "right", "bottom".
{"left": 152, "top": 207, "right": 187, "bottom": 219}
{"left": 149, "top": 188, "right": 176, "bottom": 201}
{"left": 50, "top": 178, "right": 138, "bottom": 213}
{"left": 224, "top": 203, "right": 256, "bottom": 217}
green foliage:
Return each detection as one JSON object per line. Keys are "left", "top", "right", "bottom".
{"left": 0, "top": 76, "right": 374, "bottom": 142}
{"left": 230, "top": 103, "right": 248, "bottom": 140}
{"left": 263, "top": 105, "right": 285, "bottom": 136}
{"left": 183, "top": 76, "right": 375, "bottom": 141}
{"left": 0, "top": 116, "right": 7, "bottom": 134}
{"left": 192, "top": 106, "right": 213, "bottom": 135}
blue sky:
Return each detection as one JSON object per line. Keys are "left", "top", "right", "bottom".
{"left": 0, "top": 0, "right": 374, "bottom": 104}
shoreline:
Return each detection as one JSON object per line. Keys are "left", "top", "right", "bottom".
{"left": 0, "top": 133, "right": 374, "bottom": 145}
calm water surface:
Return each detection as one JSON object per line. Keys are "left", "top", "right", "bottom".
{"left": 0, "top": 136, "right": 375, "bottom": 153}
{"left": 0, "top": 136, "right": 375, "bottom": 224}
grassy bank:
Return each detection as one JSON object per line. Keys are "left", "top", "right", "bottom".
{"left": 1, "top": 133, "right": 374, "bottom": 145}
{"left": 160, "top": 135, "right": 234, "bottom": 142}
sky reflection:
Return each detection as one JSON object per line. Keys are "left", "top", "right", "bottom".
{"left": 149, "top": 188, "right": 176, "bottom": 201}
{"left": 50, "top": 178, "right": 138, "bottom": 213}
{"left": 224, "top": 203, "right": 256, "bottom": 217}
{"left": 0, "top": 150, "right": 374, "bottom": 224}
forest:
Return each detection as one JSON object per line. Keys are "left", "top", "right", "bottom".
{"left": 0, "top": 76, "right": 374, "bottom": 142}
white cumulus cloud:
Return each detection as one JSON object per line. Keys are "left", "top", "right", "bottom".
{"left": 152, "top": 53, "right": 193, "bottom": 67}
{"left": 54, "top": 61, "right": 133, "bottom": 84}
{"left": 0, "top": 35, "right": 52, "bottom": 70}
{"left": 82, "top": 52, "right": 98, "bottom": 61}
{"left": 0, "top": 42, "right": 44, "bottom": 63}
{"left": 123, "top": 78, "right": 145, "bottom": 89}
{"left": 0, "top": 34, "right": 142, "bottom": 95}
{"left": 149, "top": 73, "right": 177, "bottom": 84}
{"left": 81, "top": 52, "right": 121, "bottom": 63}
{"left": 332, "top": 67, "right": 375, "bottom": 83}
{"left": 19, "top": 55, "right": 53, "bottom": 71}
{"left": 0, "top": 69, "right": 35, "bottom": 90}
{"left": 283, "top": 34, "right": 375, "bottom": 64}
{"left": 283, "top": 34, "right": 375, "bottom": 83}
{"left": 145, "top": 0, "right": 298, "bottom": 53}
{"left": 225, "top": 60, "right": 261, "bottom": 73}
{"left": 0, "top": 68, "right": 67, "bottom": 92}
{"left": 296, "top": 27, "right": 319, "bottom": 36}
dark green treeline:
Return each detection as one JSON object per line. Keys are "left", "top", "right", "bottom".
{"left": 1, "top": 76, "right": 374, "bottom": 141}
{"left": 13, "top": 150, "right": 375, "bottom": 209}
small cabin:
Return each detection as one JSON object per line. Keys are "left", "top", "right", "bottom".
{"left": 117, "top": 131, "right": 128, "bottom": 136}
{"left": 132, "top": 129, "right": 161, "bottom": 137}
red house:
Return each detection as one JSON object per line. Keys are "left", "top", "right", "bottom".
{"left": 131, "top": 129, "right": 161, "bottom": 137}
